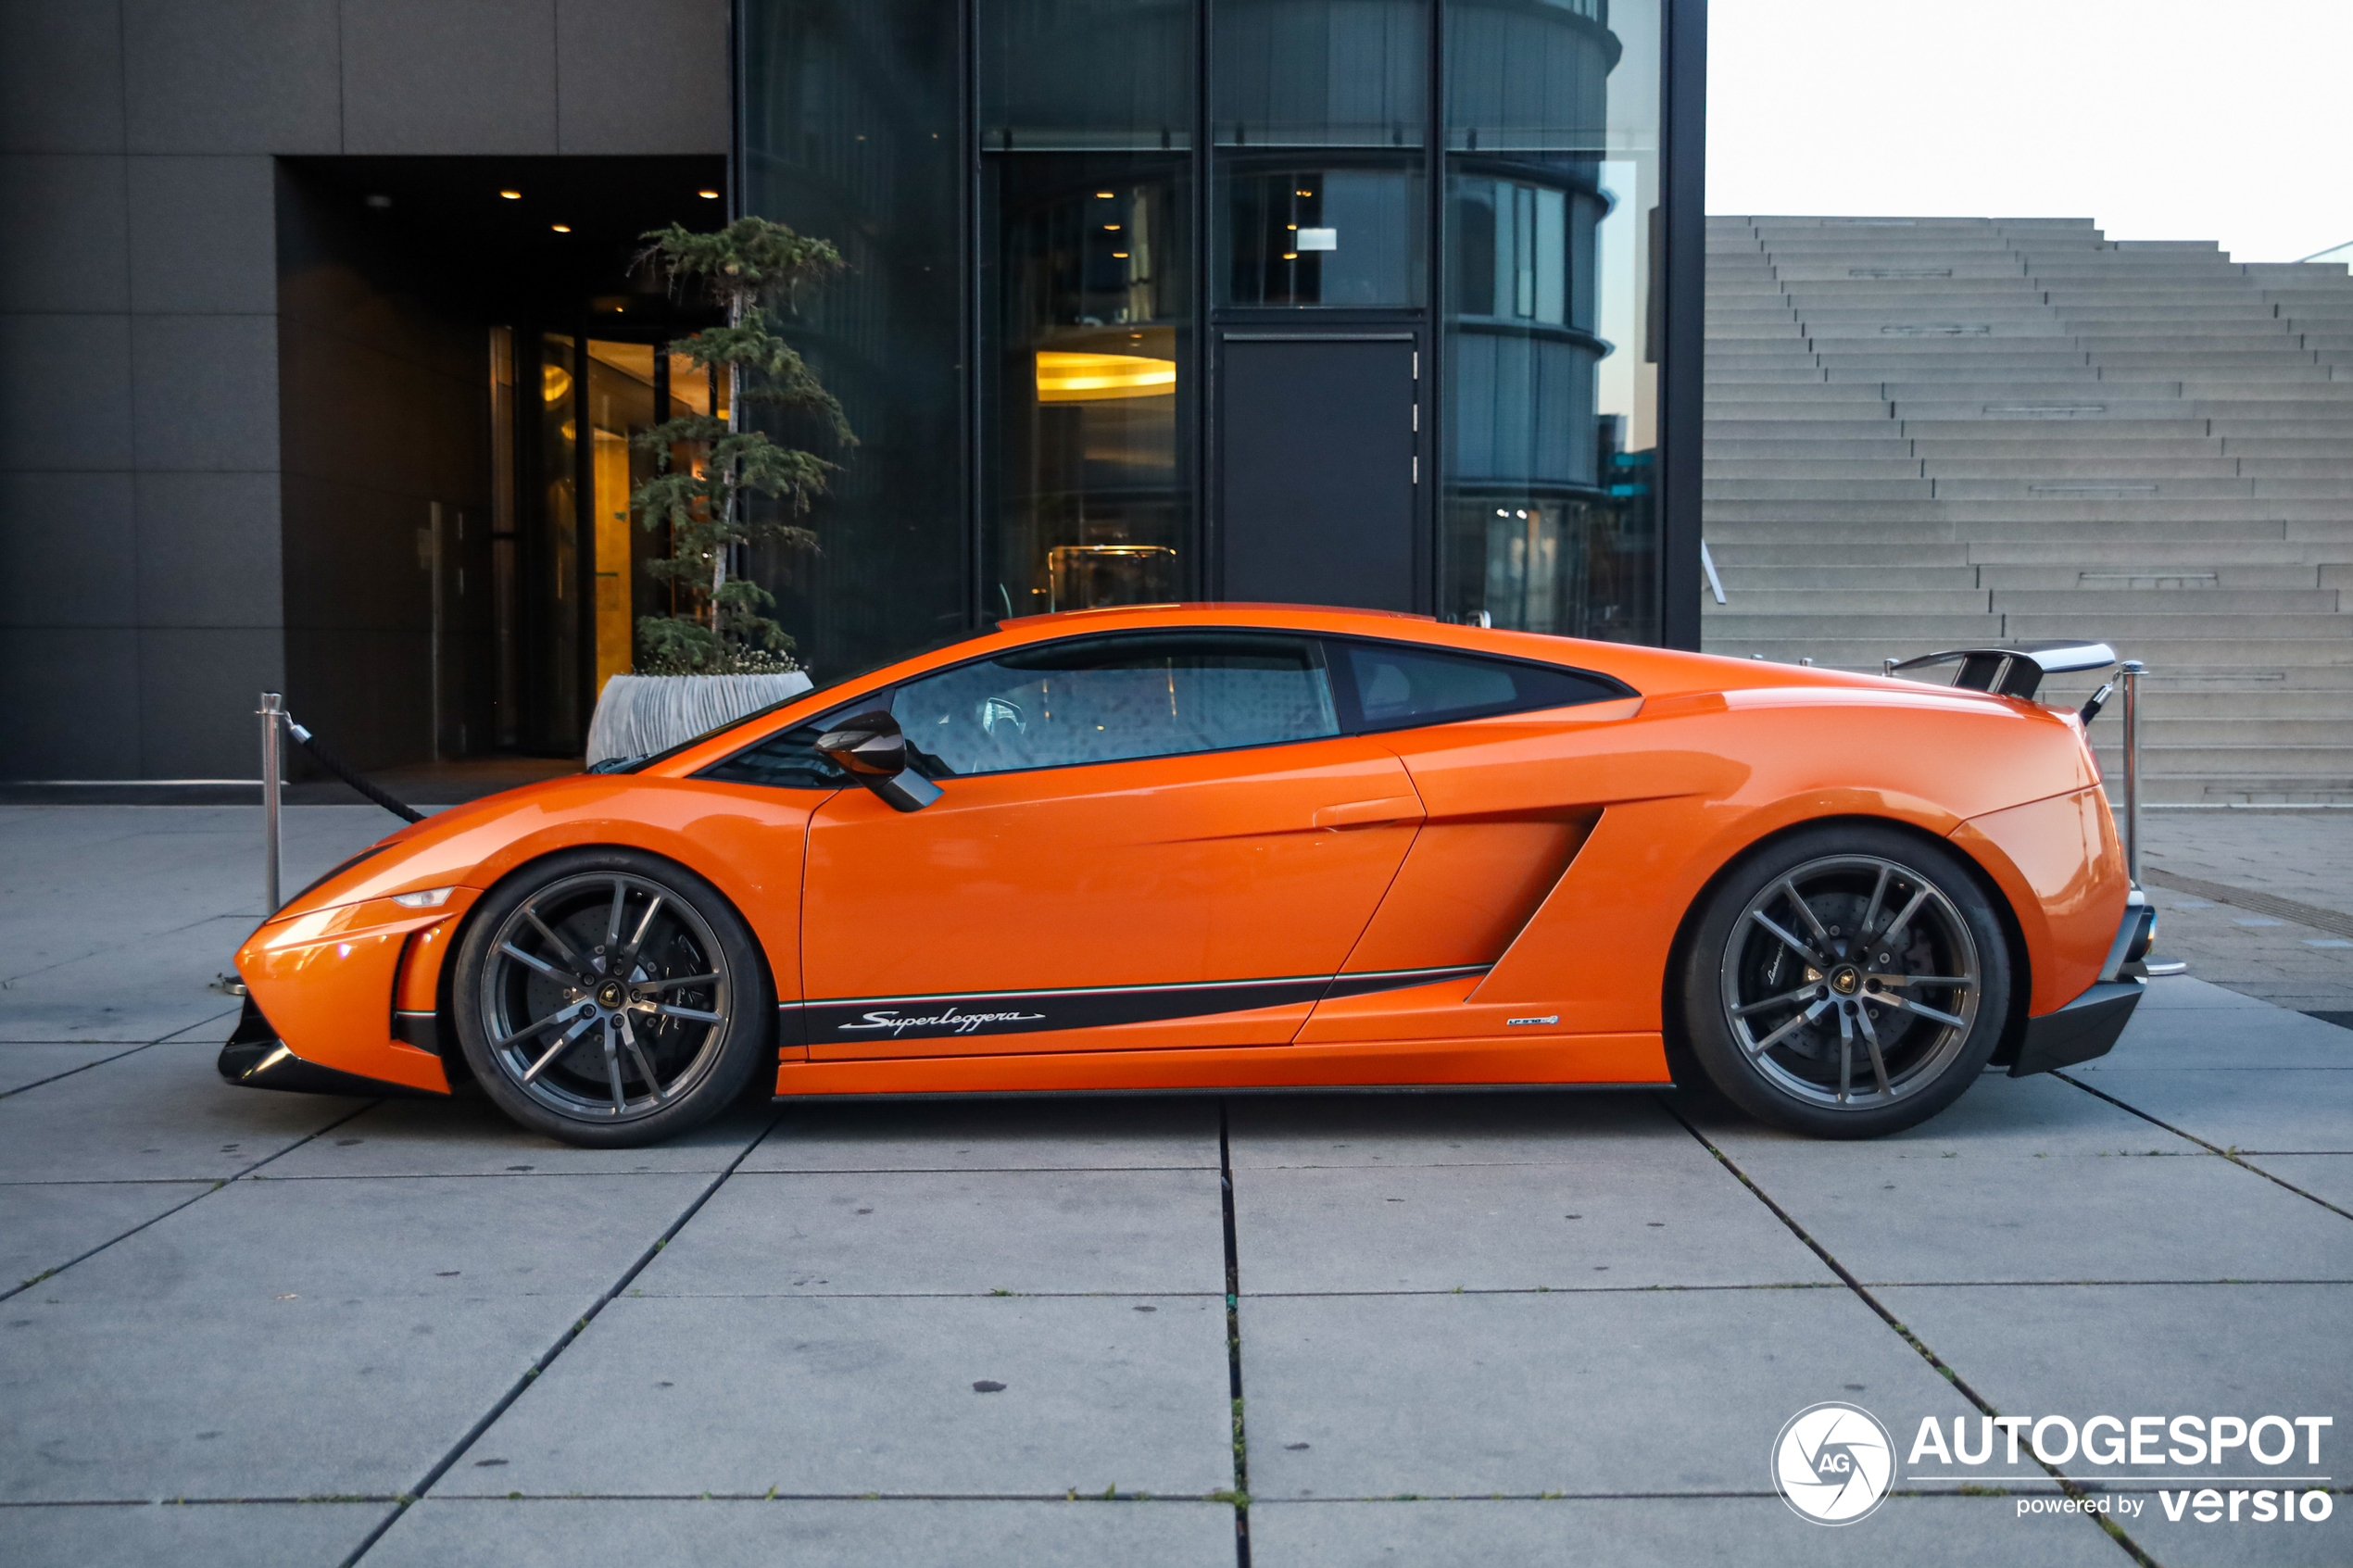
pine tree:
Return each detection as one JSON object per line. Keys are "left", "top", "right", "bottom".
{"left": 629, "top": 218, "right": 855, "bottom": 673}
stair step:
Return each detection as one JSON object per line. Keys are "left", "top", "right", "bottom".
{"left": 1989, "top": 589, "right": 2344, "bottom": 613}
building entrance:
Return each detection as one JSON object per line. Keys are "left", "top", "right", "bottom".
{"left": 1217, "top": 333, "right": 1421, "bottom": 610}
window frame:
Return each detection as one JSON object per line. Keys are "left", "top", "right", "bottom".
{"left": 697, "top": 627, "right": 1346, "bottom": 785}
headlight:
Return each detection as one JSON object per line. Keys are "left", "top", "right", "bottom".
{"left": 391, "top": 886, "right": 456, "bottom": 909}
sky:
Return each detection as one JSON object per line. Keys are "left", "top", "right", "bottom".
{"left": 1705, "top": 0, "right": 2353, "bottom": 263}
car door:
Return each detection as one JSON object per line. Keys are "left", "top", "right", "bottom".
{"left": 798, "top": 630, "right": 1430, "bottom": 1060}
{"left": 1299, "top": 637, "right": 1645, "bottom": 1045}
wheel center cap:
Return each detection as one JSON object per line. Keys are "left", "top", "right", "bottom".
{"left": 1830, "top": 966, "right": 1862, "bottom": 997}
{"left": 596, "top": 980, "right": 626, "bottom": 1010}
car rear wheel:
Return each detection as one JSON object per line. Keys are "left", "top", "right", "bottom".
{"left": 452, "top": 848, "right": 771, "bottom": 1147}
{"left": 1678, "top": 824, "right": 2011, "bottom": 1139}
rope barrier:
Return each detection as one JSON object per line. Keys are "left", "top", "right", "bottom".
{"left": 283, "top": 716, "right": 426, "bottom": 823}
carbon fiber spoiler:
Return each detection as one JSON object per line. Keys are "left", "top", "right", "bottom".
{"left": 1887, "top": 640, "right": 2118, "bottom": 700}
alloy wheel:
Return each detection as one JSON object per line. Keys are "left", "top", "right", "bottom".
{"left": 1717, "top": 854, "right": 1982, "bottom": 1111}
{"left": 476, "top": 871, "right": 734, "bottom": 1123}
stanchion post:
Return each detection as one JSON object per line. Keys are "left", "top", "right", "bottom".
{"left": 258, "top": 692, "right": 284, "bottom": 912}
{"left": 2119, "top": 660, "right": 2145, "bottom": 882}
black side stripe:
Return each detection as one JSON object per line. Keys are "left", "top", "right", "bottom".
{"left": 785, "top": 965, "right": 1489, "bottom": 1044}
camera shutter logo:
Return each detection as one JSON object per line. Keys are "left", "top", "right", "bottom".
{"left": 1773, "top": 1402, "right": 1896, "bottom": 1524}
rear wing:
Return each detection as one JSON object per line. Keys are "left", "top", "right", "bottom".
{"left": 1888, "top": 640, "right": 2117, "bottom": 701}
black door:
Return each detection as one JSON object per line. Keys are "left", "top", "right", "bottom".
{"left": 1217, "top": 334, "right": 1419, "bottom": 611}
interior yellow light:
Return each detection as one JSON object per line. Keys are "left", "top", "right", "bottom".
{"left": 1112, "top": 251, "right": 1128, "bottom": 258}
{"left": 499, "top": 189, "right": 522, "bottom": 200}
{"left": 1104, "top": 223, "right": 1121, "bottom": 231}
{"left": 1096, "top": 191, "right": 1115, "bottom": 198}
{"left": 551, "top": 223, "right": 572, "bottom": 232}
{"left": 1035, "top": 350, "right": 1176, "bottom": 403}
{"left": 543, "top": 364, "right": 573, "bottom": 404}
{"left": 698, "top": 189, "right": 720, "bottom": 199}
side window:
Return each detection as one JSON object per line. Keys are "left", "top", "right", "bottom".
{"left": 1336, "top": 641, "right": 1631, "bottom": 731}
{"left": 696, "top": 703, "right": 880, "bottom": 790}
{"left": 890, "top": 633, "right": 1339, "bottom": 776}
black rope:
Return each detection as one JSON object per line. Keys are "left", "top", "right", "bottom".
{"left": 284, "top": 720, "right": 424, "bottom": 823}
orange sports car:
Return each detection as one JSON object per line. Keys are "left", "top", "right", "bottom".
{"left": 222, "top": 605, "right": 2156, "bottom": 1147}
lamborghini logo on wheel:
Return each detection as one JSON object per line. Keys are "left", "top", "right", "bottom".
{"left": 1772, "top": 1402, "right": 1895, "bottom": 1524}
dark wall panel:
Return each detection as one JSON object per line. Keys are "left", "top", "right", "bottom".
{"left": 276, "top": 164, "right": 492, "bottom": 771}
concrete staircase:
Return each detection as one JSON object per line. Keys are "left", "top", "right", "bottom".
{"left": 1703, "top": 215, "right": 2353, "bottom": 804}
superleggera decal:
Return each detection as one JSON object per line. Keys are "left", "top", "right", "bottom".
{"left": 841, "top": 1007, "right": 1049, "bottom": 1036}
{"left": 798, "top": 965, "right": 1489, "bottom": 1043}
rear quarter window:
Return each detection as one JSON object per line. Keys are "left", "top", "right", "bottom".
{"left": 1332, "top": 639, "right": 1632, "bottom": 731}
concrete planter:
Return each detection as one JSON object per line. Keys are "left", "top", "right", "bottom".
{"left": 585, "top": 671, "right": 813, "bottom": 767}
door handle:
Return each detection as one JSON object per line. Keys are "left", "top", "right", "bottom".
{"left": 1313, "top": 797, "right": 1423, "bottom": 831}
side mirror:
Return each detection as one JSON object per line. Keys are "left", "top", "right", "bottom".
{"left": 813, "top": 709, "right": 942, "bottom": 812}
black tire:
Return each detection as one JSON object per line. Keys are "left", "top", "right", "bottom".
{"left": 452, "top": 847, "right": 772, "bottom": 1148}
{"left": 1677, "top": 822, "right": 2011, "bottom": 1139}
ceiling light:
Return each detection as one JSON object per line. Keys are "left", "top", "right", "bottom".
{"left": 1036, "top": 350, "right": 1176, "bottom": 403}
{"left": 697, "top": 189, "right": 720, "bottom": 199}
{"left": 1104, "top": 224, "right": 1120, "bottom": 231}
{"left": 1096, "top": 191, "right": 1115, "bottom": 198}
{"left": 1282, "top": 253, "right": 1297, "bottom": 260}
{"left": 499, "top": 189, "right": 522, "bottom": 200}
{"left": 551, "top": 223, "right": 571, "bottom": 232}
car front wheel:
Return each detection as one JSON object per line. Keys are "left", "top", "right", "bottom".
{"left": 452, "top": 848, "right": 771, "bottom": 1147}
{"left": 1679, "top": 824, "right": 2012, "bottom": 1139}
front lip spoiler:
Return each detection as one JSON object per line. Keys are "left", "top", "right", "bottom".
{"left": 216, "top": 997, "right": 446, "bottom": 1099}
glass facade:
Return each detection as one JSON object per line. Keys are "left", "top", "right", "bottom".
{"left": 741, "top": 0, "right": 1688, "bottom": 676}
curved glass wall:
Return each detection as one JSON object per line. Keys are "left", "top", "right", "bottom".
{"left": 1442, "top": 0, "right": 1658, "bottom": 643}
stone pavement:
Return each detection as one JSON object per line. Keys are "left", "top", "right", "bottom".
{"left": 2, "top": 806, "right": 2348, "bottom": 1567}
{"left": 2139, "top": 809, "right": 2353, "bottom": 1016}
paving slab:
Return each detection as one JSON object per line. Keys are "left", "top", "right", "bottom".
{"left": 1693, "top": 1065, "right": 2196, "bottom": 1159}
{"left": 0, "top": 1500, "right": 395, "bottom": 1568}
{"left": 365, "top": 1497, "right": 1238, "bottom": 1568}
{"left": 2058, "top": 1068, "right": 2353, "bottom": 1153}
{"left": 0, "top": 1173, "right": 704, "bottom": 1501}
{"left": 0, "top": 921, "right": 252, "bottom": 1041}
{"left": 2087, "top": 1000, "right": 2353, "bottom": 1070}
{"left": 0, "top": 1040, "right": 366, "bottom": 1184}
{"left": 447, "top": 1294, "right": 1233, "bottom": 1498}
{"left": 1233, "top": 1155, "right": 1834, "bottom": 1294}
{"left": 0, "top": 805, "right": 392, "bottom": 1041}
{"left": 0, "top": 1180, "right": 210, "bottom": 1293}
{"left": 635, "top": 1169, "right": 1226, "bottom": 1297}
{"left": 1227, "top": 1088, "right": 1685, "bottom": 1169}
{"left": 1874, "top": 1282, "right": 2353, "bottom": 1541}
{"left": 752, "top": 1097, "right": 1220, "bottom": 1172}
{"left": 0, "top": 1041, "right": 152, "bottom": 1096}
{"left": 2237, "top": 1155, "right": 2353, "bottom": 1212}
{"left": 1718, "top": 1137, "right": 2353, "bottom": 1285}
{"left": 262, "top": 1098, "right": 776, "bottom": 1179}
{"left": 1245, "top": 1495, "right": 2125, "bottom": 1567}
{"left": 1237, "top": 1289, "right": 1979, "bottom": 1499}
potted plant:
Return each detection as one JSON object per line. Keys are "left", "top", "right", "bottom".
{"left": 585, "top": 216, "right": 856, "bottom": 766}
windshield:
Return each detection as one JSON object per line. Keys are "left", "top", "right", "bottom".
{"left": 605, "top": 627, "right": 1006, "bottom": 773}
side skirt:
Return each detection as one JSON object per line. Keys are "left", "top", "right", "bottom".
{"left": 774, "top": 1032, "right": 1669, "bottom": 1098}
